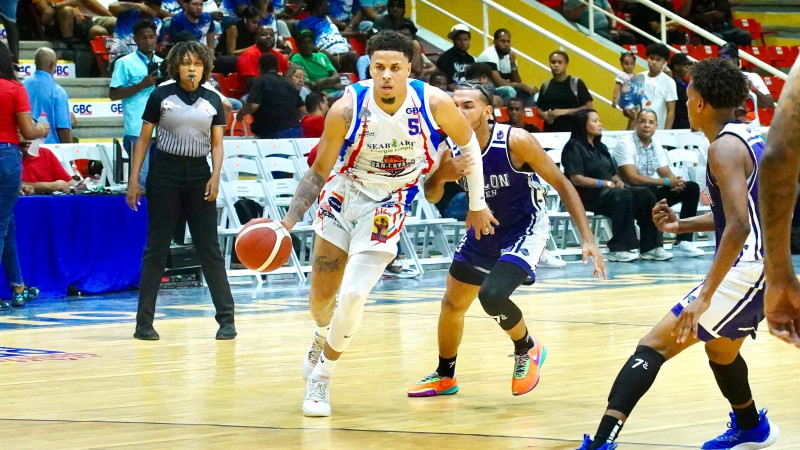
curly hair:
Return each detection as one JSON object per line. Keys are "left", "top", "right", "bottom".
{"left": 366, "top": 30, "right": 414, "bottom": 62}
{"left": 165, "top": 41, "right": 214, "bottom": 86}
{"left": 690, "top": 58, "right": 748, "bottom": 109}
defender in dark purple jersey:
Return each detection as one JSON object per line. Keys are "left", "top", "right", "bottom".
{"left": 407, "top": 81, "right": 606, "bottom": 399}
{"left": 579, "top": 58, "right": 778, "bottom": 450}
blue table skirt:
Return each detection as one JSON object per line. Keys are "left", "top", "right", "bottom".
{"left": 0, "top": 195, "right": 148, "bottom": 299}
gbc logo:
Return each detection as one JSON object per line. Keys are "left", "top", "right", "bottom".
{"left": 111, "top": 103, "right": 124, "bottom": 114}
{"left": 73, "top": 104, "right": 93, "bottom": 115}
{"left": 55, "top": 65, "right": 70, "bottom": 76}
{"left": 405, "top": 107, "right": 421, "bottom": 114}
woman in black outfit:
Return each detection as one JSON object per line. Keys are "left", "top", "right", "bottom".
{"left": 561, "top": 109, "right": 668, "bottom": 263}
{"left": 127, "top": 41, "right": 236, "bottom": 340}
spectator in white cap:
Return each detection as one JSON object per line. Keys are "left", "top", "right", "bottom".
{"left": 435, "top": 24, "right": 475, "bottom": 91}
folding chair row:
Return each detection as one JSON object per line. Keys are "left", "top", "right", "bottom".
{"left": 46, "top": 143, "right": 116, "bottom": 187}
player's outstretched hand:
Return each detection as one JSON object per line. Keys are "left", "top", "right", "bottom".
{"left": 582, "top": 242, "right": 607, "bottom": 280}
{"left": 652, "top": 199, "right": 680, "bottom": 233}
{"left": 466, "top": 207, "right": 499, "bottom": 241}
{"left": 672, "top": 293, "right": 710, "bottom": 344}
{"left": 437, "top": 149, "right": 474, "bottom": 183}
{"left": 764, "top": 275, "right": 800, "bottom": 348}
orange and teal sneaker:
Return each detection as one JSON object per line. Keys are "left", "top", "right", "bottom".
{"left": 407, "top": 372, "right": 459, "bottom": 397}
{"left": 511, "top": 340, "right": 546, "bottom": 396}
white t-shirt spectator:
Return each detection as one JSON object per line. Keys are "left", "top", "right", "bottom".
{"left": 613, "top": 132, "right": 670, "bottom": 178}
{"left": 476, "top": 45, "right": 512, "bottom": 76}
{"left": 744, "top": 71, "right": 770, "bottom": 129}
{"left": 637, "top": 71, "right": 677, "bottom": 129}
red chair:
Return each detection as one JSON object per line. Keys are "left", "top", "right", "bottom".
{"left": 348, "top": 37, "right": 367, "bottom": 56}
{"left": 493, "top": 107, "right": 509, "bottom": 123}
{"left": 227, "top": 112, "right": 253, "bottom": 137}
{"left": 733, "top": 18, "right": 777, "bottom": 46}
{"left": 537, "top": 0, "right": 563, "bottom": 9}
{"left": 762, "top": 76, "right": 785, "bottom": 99}
{"left": 216, "top": 73, "right": 247, "bottom": 99}
{"left": 748, "top": 45, "right": 770, "bottom": 64}
{"left": 767, "top": 45, "right": 795, "bottom": 68}
{"left": 522, "top": 107, "right": 544, "bottom": 131}
{"left": 622, "top": 44, "right": 645, "bottom": 57}
{"left": 687, "top": 44, "right": 718, "bottom": 61}
{"left": 338, "top": 72, "right": 359, "bottom": 86}
{"left": 283, "top": 36, "right": 297, "bottom": 53}
{"left": 90, "top": 35, "right": 111, "bottom": 77}
{"left": 757, "top": 108, "right": 775, "bottom": 126}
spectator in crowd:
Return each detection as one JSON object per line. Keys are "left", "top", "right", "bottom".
{"left": 631, "top": 0, "right": 687, "bottom": 45}
{"left": 504, "top": 98, "right": 540, "bottom": 133}
{"left": 110, "top": 19, "right": 162, "bottom": 190}
{"left": 536, "top": 50, "right": 593, "bottom": 133}
{"left": 237, "top": 25, "right": 288, "bottom": 90}
{"left": 33, "top": 0, "right": 115, "bottom": 46}
{"left": 611, "top": 51, "right": 642, "bottom": 130}
{"left": 636, "top": 43, "right": 677, "bottom": 130}
{"left": 718, "top": 43, "right": 774, "bottom": 129}
{"left": 361, "top": 0, "right": 387, "bottom": 20}
{"left": 285, "top": 64, "right": 312, "bottom": 100}
{"left": 220, "top": 0, "right": 250, "bottom": 17}
{"left": 297, "top": 0, "right": 359, "bottom": 73}
{"left": 290, "top": 30, "right": 343, "bottom": 94}
{"left": 668, "top": 52, "right": 691, "bottom": 129}
{"left": 678, "top": 0, "right": 751, "bottom": 46}
{"left": 216, "top": 6, "right": 260, "bottom": 56}
{"left": 562, "top": 0, "right": 636, "bottom": 45}
{"left": 127, "top": 41, "right": 236, "bottom": 341}
{"left": 237, "top": 52, "right": 305, "bottom": 139}
{"left": 372, "top": 0, "right": 413, "bottom": 32}
{"left": 562, "top": 109, "right": 671, "bottom": 262}
{"left": 0, "top": 42, "right": 49, "bottom": 310}
{"left": 613, "top": 108, "right": 704, "bottom": 257}
{"left": 436, "top": 24, "right": 475, "bottom": 90}
{"left": 476, "top": 29, "right": 538, "bottom": 105}
{"left": 20, "top": 139, "right": 81, "bottom": 194}
{"left": 161, "top": 0, "right": 182, "bottom": 15}
{"left": 396, "top": 21, "right": 433, "bottom": 79}
{"left": 167, "top": 0, "right": 215, "bottom": 48}
{"left": 464, "top": 63, "right": 504, "bottom": 107}
{"left": 252, "top": 0, "right": 292, "bottom": 51}
{"left": 0, "top": 0, "right": 19, "bottom": 62}
{"left": 329, "top": 0, "right": 369, "bottom": 33}
{"left": 428, "top": 70, "right": 450, "bottom": 93}
{"left": 109, "top": 0, "right": 167, "bottom": 57}
{"left": 22, "top": 48, "right": 73, "bottom": 145}
{"left": 301, "top": 90, "right": 328, "bottom": 138}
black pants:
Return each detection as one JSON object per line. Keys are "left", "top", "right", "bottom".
{"left": 137, "top": 151, "right": 234, "bottom": 327}
{"left": 647, "top": 181, "right": 700, "bottom": 243}
{"left": 583, "top": 186, "right": 661, "bottom": 253}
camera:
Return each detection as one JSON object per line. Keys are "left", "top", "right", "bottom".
{"left": 147, "top": 62, "right": 160, "bottom": 76}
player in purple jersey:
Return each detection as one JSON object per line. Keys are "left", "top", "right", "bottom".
{"left": 759, "top": 56, "right": 800, "bottom": 349}
{"left": 578, "top": 58, "right": 778, "bottom": 450}
{"left": 407, "top": 81, "right": 606, "bottom": 398}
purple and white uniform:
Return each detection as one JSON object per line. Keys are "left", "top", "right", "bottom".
{"left": 672, "top": 122, "right": 765, "bottom": 341}
{"left": 450, "top": 124, "right": 549, "bottom": 281}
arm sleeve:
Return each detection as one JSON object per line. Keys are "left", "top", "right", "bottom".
{"left": 141, "top": 88, "right": 162, "bottom": 124}
{"left": 560, "top": 141, "right": 585, "bottom": 177}
{"left": 458, "top": 133, "right": 488, "bottom": 211}
{"left": 612, "top": 138, "right": 635, "bottom": 167}
{"left": 577, "top": 78, "right": 593, "bottom": 104}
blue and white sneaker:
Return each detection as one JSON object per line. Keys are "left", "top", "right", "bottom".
{"left": 576, "top": 434, "right": 617, "bottom": 450}
{"left": 702, "top": 408, "right": 779, "bottom": 449}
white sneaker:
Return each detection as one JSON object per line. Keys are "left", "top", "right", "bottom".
{"left": 606, "top": 250, "right": 640, "bottom": 262}
{"left": 672, "top": 241, "right": 705, "bottom": 257}
{"left": 303, "top": 375, "right": 332, "bottom": 417}
{"left": 641, "top": 247, "right": 674, "bottom": 261}
{"left": 302, "top": 333, "right": 326, "bottom": 380}
{"left": 538, "top": 249, "right": 566, "bottom": 268}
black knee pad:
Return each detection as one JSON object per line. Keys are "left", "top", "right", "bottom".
{"left": 607, "top": 345, "right": 666, "bottom": 416}
{"left": 709, "top": 353, "right": 752, "bottom": 406}
{"left": 477, "top": 262, "right": 528, "bottom": 331}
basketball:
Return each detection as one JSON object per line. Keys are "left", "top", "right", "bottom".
{"left": 235, "top": 218, "right": 293, "bottom": 272}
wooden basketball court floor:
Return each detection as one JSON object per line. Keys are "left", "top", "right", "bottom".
{"left": 2, "top": 255, "right": 799, "bottom": 449}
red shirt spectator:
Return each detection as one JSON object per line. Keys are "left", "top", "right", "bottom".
{"left": 22, "top": 146, "right": 72, "bottom": 183}
{"left": 306, "top": 144, "right": 318, "bottom": 167}
{"left": 0, "top": 79, "right": 30, "bottom": 145}
{"left": 237, "top": 45, "right": 289, "bottom": 78}
{"left": 301, "top": 115, "right": 324, "bottom": 138}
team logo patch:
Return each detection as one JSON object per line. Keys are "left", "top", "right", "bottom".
{"left": 371, "top": 214, "right": 391, "bottom": 242}
{"left": 161, "top": 100, "right": 181, "bottom": 111}
{"left": 497, "top": 130, "right": 504, "bottom": 140}
{"left": 370, "top": 154, "right": 414, "bottom": 175}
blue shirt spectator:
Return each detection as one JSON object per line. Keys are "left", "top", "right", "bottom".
{"left": 110, "top": 50, "right": 164, "bottom": 137}
{"left": 161, "top": 0, "right": 182, "bottom": 15}
{"left": 109, "top": 5, "right": 164, "bottom": 57}
{"left": 22, "top": 49, "right": 72, "bottom": 144}
{"left": 297, "top": 15, "right": 350, "bottom": 54}
{"left": 168, "top": 10, "right": 215, "bottom": 44}
{"left": 221, "top": 0, "right": 251, "bottom": 16}
{"left": 329, "top": 0, "right": 362, "bottom": 23}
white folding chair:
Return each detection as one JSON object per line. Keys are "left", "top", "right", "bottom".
{"left": 261, "top": 156, "right": 303, "bottom": 181}
{"left": 291, "top": 138, "right": 320, "bottom": 158}
{"left": 535, "top": 133, "right": 566, "bottom": 151}
{"left": 667, "top": 148, "right": 700, "bottom": 181}
{"left": 654, "top": 131, "right": 679, "bottom": 150}
{"left": 50, "top": 143, "right": 116, "bottom": 186}
{"left": 222, "top": 157, "right": 265, "bottom": 181}
{"left": 223, "top": 139, "right": 262, "bottom": 159}
{"left": 256, "top": 139, "right": 300, "bottom": 158}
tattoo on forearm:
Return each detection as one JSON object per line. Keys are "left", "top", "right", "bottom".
{"left": 313, "top": 255, "right": 343, "bottom": 273}
{"left": 343, "top": 106, "right": 353, "bottom": 132}
{"left": 285, "top": 170, "right": 325, "bottom": 225}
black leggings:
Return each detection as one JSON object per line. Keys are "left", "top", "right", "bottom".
{"left": 583, "top": 186, "right": 662, "bottom": 253}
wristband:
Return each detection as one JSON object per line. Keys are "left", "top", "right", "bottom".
{"left": 664, "top": 177, "right": 670, "bottom": 187}
{"left": 597, "top": 179, "right": 603, "bottom": 187}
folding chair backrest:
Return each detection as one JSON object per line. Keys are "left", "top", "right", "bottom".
{"left": 291, "top": 138, "right": 320, "bottom": 157}
{"left": 257, "top": 139, "right": 299, "bottom": 158}
{"left": 654, "top": 131, "right": 679, "bottom": 150}
{"left": 50, "top": 143, "right": 114, "bottom": 185}
{"left": 223, "top": 157, "right": 263, "bottom": 180}
{"left": 261, "top": 157, "right": 300, "bottom": 181}
{"left": 535, "top": 133, "right": 566, "bottom": 151}
{"left": 223, "top": 139, "right": 261, "bottom": 159}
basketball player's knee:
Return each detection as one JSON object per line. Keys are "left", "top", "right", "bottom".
{"left": 637, "top": 333, "right": 673, "bottom": 360}
{"left": 441, "top": 295, "right": 470, "bottom": 317}
{"left": 477, "top": 283, "right": 506, "bottom": 317}
{"left": 337, "top": 287, "right": 369, "bottom": 317}
{"left": 704, "top": 341, "right": 739, "bottom": 365}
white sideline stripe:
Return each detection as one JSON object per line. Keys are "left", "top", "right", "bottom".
{"left": 236, "top": 222, "right": 290, "bottom": 272}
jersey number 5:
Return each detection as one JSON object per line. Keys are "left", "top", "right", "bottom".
{"left": 408, "top": 117, "right": 420, "bottom": 136}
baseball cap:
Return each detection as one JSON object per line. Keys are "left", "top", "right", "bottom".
{"left": 447, "top": 24, "right": 470, "bottom": 40}
{"left": 719, "top": 43, "right": 739, "bottom": 60}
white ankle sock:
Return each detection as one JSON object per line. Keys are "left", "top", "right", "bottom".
{"left": 315, "top": 326, "right": 330, "bottom": 340}
{"left": 314, "top": 354, "right": 338, "bottom": 379}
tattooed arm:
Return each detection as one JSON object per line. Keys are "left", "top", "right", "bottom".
{"left": 759, "top": 59, "right": 800, "bottom": 347}
{"left": 283, "top": 93, "right": 354, "bottom": 230}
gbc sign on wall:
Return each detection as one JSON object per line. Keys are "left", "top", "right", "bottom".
{"left": 69, "top": 99, "right": 124, "bottom": 118}
{"left": 17, "top": 60, "right": 76, "bottom": 79}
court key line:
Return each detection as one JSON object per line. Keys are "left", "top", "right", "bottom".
{"left": 0, "top": 417, "right": 695, "bottom": 448}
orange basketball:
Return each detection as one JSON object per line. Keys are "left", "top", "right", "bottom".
{"left": 235, "top": 218, "right": 293, "bottom": 272}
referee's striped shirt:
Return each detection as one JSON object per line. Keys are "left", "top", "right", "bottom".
{"left": 142, "top": 82, "right": 226, "bottom": 157}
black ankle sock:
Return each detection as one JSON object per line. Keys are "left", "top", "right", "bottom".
{"left": 513, "top": 332, "right": 534, "bottom": 355}
{"left": 591, "top": 415, "right": 624, "bottom": 449}
{"left": 437, "top": 355, "right": 457, "bottom": 379}
{"left": 734, "top": 402, "right": 760, "bottom": 430}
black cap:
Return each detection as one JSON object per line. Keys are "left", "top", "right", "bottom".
{"left": 719, "top": 43, "right": 739, "bottom": 60}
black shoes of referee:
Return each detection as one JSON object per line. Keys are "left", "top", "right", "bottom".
{"left": 132, "top": 323, "right": 237, "bottom": 340}
{"left": 216, "top": 323, "right": 237, "bottom": 340}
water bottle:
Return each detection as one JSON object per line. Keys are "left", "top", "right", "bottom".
{"left": 28, "top": 113, "right": 48, "bottom": 157}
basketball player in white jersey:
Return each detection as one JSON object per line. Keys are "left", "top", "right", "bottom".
{"left": 579, "top": 58, "right": 778, "bottom": 450}
{"left": 407, "top": 81, "right": 606, "bottom": 398}
{"left": 280, "top": 30, "right": 496, "bottom": 417}
{"left": 759, "top": 56, "right": 800, "bottom": 349}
